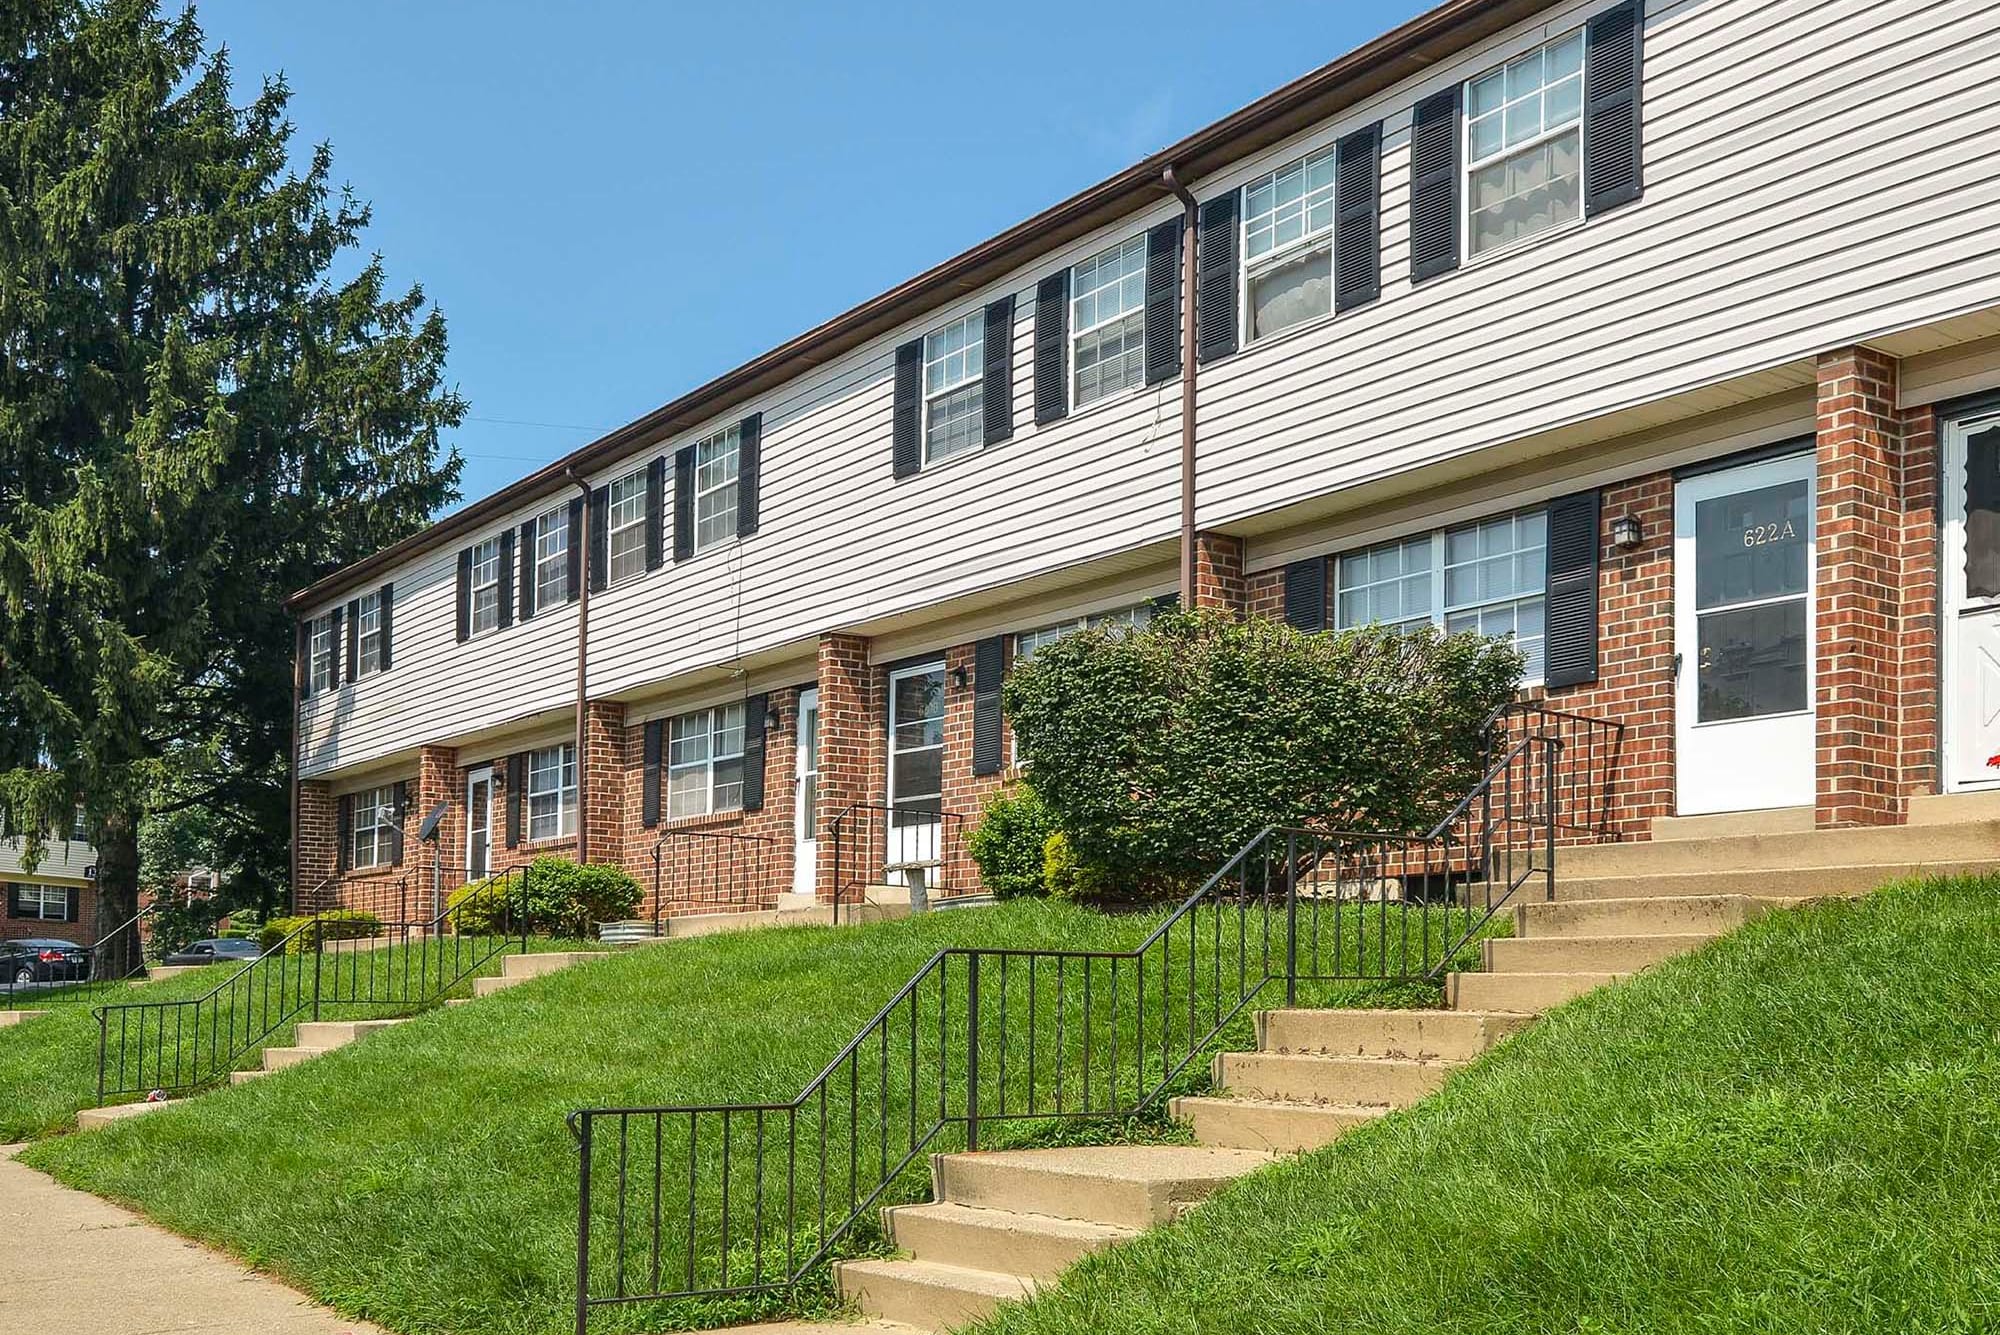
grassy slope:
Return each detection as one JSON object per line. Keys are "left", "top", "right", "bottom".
{"left": 977, "top": 878, "right": 2000, "bottom": 1335}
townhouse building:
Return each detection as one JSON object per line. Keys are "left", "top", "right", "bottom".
{"left": 287, "top": 0, "right": 2000, "bottom": 922}
{"left": 2, "top": 825, "right": 100, "bottom": 946}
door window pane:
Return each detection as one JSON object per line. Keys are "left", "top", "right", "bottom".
{"left": 1966, "top": 425, "right": 2000, "bottom": 599}
{"left": 1697, "top": 601, "right": 1808, "bottom": 722}
{"left": 891, "top": 671, "right": 944, "bottom": 750}
{"left": 1694, "top": 480, "right": 1810, "bottom": 609}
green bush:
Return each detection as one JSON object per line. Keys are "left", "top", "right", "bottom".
{"left": 966, "top": 788, "right": 1059, "bottom": 898}
{"left": 1004, "top": 607, "right": 1522, "bottom": 899}
{"left": 258, "top": 909, "right": 382, "bottom": 955}
{"left": 1042, "top": 830, "right": 1118, "bottom": 902}
{"left": 449, "top": 856, "right": 643, "bottom": 938}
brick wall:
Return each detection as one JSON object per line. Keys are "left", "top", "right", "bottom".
{"left": 816, "top": 633, "right": 882, "bottom": 901}
{"left": 581, "top": 700, "right": 626, "bottom": 866}
{"left": 1897, "top": 404, "right": 1941, "bottom": 800}
{"left": 1191, "top": 531, "right": 1246, "bottom": 613}
{"left": 940, "top": 640, "right": 1010, "bottom": 895}
{"left": 1245, "top": 568, "right": 1285, "bottom": 620}
{"left": 1, "top": 882, "right": 99, "bottom": 945}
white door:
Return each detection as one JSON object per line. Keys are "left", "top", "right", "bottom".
{"left": 1674, "top": 453, "right": 1816, "bottom": 815}
{"left": 1945, "top": 411, "right": 2000, "bottom": 789}
{"left": 465, "top": 767, "right": 494, "bottom": 879}
{"left": 791, "top": 688, "right": 819, "bottom": 896}
{"left": 886, "top": 663, "right": 945, "bottom": 875}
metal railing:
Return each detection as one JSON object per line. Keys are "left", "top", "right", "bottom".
{"left": 93, "top": 866, "right": 531, "bottom": 1104}
{"left": 1, "top": 902, "right": 158, "bottom": 1009}
{"left": 1485, "top": 700, "right": 1625, "bottom": 840}
{"left": 827, "top": 802, "right": 968, "bottom": 923}
{"left": 651, "top": 828, "right": 781, "bottom": 931}
{"left": 566, "top": 718, "right": 1600, "bottom": 1330}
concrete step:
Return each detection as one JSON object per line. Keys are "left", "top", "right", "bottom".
{"left": 1446, "top": 970, "right": 1621, "bottom": 1012}
{"left": 260, "top": 1045, "right": 326, "bottom": 1071}
{"left": 471, "top": 975, "right": 511, "bottom": 997}
{"left": 0, "top": 1010, "right": 47, "bottom": 1027}
{"left": 836, "top": 1257, "right": 1030, "bottom": 1330}
{"left": 883, "top": 1201, "right": 1133, "bottom": 1279}
{"left": 228, "top": 1069, "right": 268, "bottom": 1086}
{"left": 931, "top": 1146, "right": 1270, "bottom": 1230}
{"left": 294, "top": 1018, "right": 406, "bottom": 1050}
{"left": 1484, "top": 933, "right": 1715, "bottom": 973}
{"left": 1519, "top": 894, "right": 1772, "bottom": 939}
{"left": 1213, "top": 1052, "right": 1456, "bottom": 1108}
{"left": 1649, "top": 807, "right": 1814, "bottom": 841}
{"left": 1553, "top": 860, "right": 2000, "bottom": 902}
{"left": 501, "top": 950, "right": 609, "bottom": 979}
{"left": 1255, "top": 1008, "right": 1530, "bottom": 1061}
{"left": 1169, "top": 1095, "right": 1385, "bottom": 1152}
{"left": 76, "top": 1099, "right": 178, "bottom": 1130}
{"left": 1907, "top": 790, "right": 2000, "bottom": 825}
{"left": 1560, "top": 820, "right": 2000, "bottom": 878}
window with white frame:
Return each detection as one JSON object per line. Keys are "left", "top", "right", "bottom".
{"left": 667, "top": 704, "right": 746, "bottom": 819}
{"left": 534, "top": 506, "right": 570, "bottom": 609}
{"left": 606, "top": 468, "right": 649, "bottom": 585}
{"left": 349, "top": 784, "right": 397, "bottom": 869}
{"left": 1070, "top": 235, "right": 1148, "bottom": 408}
{"left": 923, "top": 313, "right": 984, "bottom": 463}
{"left": 1013, "top": 603, "right": 1155, "bottom": 662}
{"left": 1241, "top": 145, "right": 1337, "bottom": 343}
{"left": 469, "top": 537, "right": 502, "bottom": 636}
{"left": 355, "top": 590, "right": 384, "bottom": 676}
{"left": 1334, "top": 511, "right": 1547, "bottom": 678}
{"left": 1465, "top": 29, "right": 1585, "bottom": 258}
{"left": 10, "top": 882, "right": 69, "bottom": 921}
{"left": 309, "top": 613, "right": 339, "bottom": 691}
{"left": 693, "top": 427, "right": 740, "bottom": 554}
{"left": 69, "top": 803, "right": 86, "bottom": 842}
{"left": 527, "top": 744, "right": 577, "bottom": 841}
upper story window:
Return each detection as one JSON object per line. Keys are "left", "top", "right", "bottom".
{"left": 533, "top": 506, "right": 570, "bottom": 610}
{"left": 693, "top": 427, "right": 740, "bottom": 554}
{"left": 923, "top": 313, "right": 984, "bottom": 464}
{"left": 1334, "top": 509, "right": 1547, "bottom": 679}
{"left": 1466, "top": 29, "right": 1584, "bottom": 259}
{"left": 69, "top": 803, "right": 86, "bottom": 842}
{"left": 309, "top": 614, "right": 339, "bottom": 692}
{"left": 1242, "top": 145, "right": 1337, "bottom": 343}
{"left": 349, "top": 784, "right": 397, "bottom": 869}
{"left": 606, "top": 468, "right": 649, "bottom": 585}
{"left": 667, "top": 704, "right": 745, "bottom": 818}
{"left": 355, "top": 590, "right": 384, "bottom": 676}
{"left": 1070, "top": 235, "right": 1148, "bottom": 408}
{"left": 469, "top": 537, "right": 502, "bottom": 636}
{"left": 527, "top": 743, "right": 577, "bottom": 841}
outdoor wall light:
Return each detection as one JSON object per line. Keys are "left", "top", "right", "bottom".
{"left": 950, "top": 666, "right": 971, "bottom": 691}
{"left": 1610, "top": 515, "right": 1644, "bottom": 550}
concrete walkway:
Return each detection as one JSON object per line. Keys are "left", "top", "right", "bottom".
{"left": 0, "top": 1144, "right": 386, "bottom": 1335}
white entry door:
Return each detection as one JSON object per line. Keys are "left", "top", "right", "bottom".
{"left": 886, "top": 663, "right": 945, "bottom": 875}
{"left": 1945, "top": 411, "right": 2000, "bottom": 788}
{"left": 1674, "top": 453, "right": 1816, "bottom": 815}
{"left": 791, "top": 688, "right": 819, "bottom": 896}
{"left": 465, "top": 766, "right": 495, "bottom": 879}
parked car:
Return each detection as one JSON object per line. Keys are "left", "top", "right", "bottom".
{"left": 159, "top": 937, "right": 264, "bottom": 967}
{"left": 1, "top": 938, "right": 90, "bottom": 987}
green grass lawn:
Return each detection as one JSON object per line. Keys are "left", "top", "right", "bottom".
{"left": 971, "top": 877, "right": 2000, "bottom": 1335}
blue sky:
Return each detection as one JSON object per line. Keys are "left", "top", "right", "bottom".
{"left": 195, "top": 1, "right": 1430, "bottom": 511}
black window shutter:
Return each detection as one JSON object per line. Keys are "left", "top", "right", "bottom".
{"left": 378, "top": 583, "right": 394, "bottom": 672}
{"left": 5, "top": 883, "right": 20, "bottom": 918}
{"left": 1033, "top": 271, "right": 1069, "bottom": 425}
{"left": 566, "top": 497, "right": 584, "bottom": 602}
{"left": 455, "top": 549, "right": 472, "bottom": 643}
{"left": 388, "top": 780, "right": 408, "bottom": 866}
{"left": 1543, "top": 491, "right": 1603, "bottom": 688}
{"left": 645, "top": 456, "right": 667, "bottom": 571}
{"left": 740, "top": 693, "right": 769, "bottom": 812}
{"left": 1150, "top": 591, "right": 1181, "bottom": 614}
{"left": 1143, "top": 219, "right": 1183, "bottom": 386}
{"left": 971, "top": 637, "right": 1005, "bottom": 777}
{"left": 1584, "top": 0, "right": 1645, "bottom": 217}
{"left": 1334, "top": 122, "right": 1382, "bottom": 312}
{"left": 1282, "top": 558, "right": 1327, "bottom": 633}
{"left": 672, "top": 445, "right": 696, "bottom": 561}
{"left": 336, "top": 794, "right": 353, "bottom": 871}
{"left": 505, "top": 753, "right": 525, "bottom": 848}
{"left": 1195, "top": 192, "right": 1239, "bottom": 364}
{"left": 737, "top": 413, "right": 762, "bottom": 537}
{"left": 892, "top": 339, "right": 922, "bottom": 479}
{"left": 641, "top": 721, "right": 663, "bottom": 827}
{"left": 298, "top": 619, "right": 315, "bottom": 697}
{"left": 64, "top": 886, "right": 78, "bottom": 923}
{"left": 497, "top": 530, "right": 516, "bottom": 629}
{"left": 982, "top": 297, "right": 1014, "bottom": 445}
{"left": 518, "top": 520, "right": 538, "bottom": 620}
{"left": 589, "top": 486, "right": 609, "bottom": 593}
{"left": 344, "top": 599, "right": 360, "bottom": 683}
{"left": 1409, "top": 86, "right": 1462, "bottom": 282}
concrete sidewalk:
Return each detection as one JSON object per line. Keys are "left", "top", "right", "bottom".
{"left": 0, "top": 1143, "right": 387, "bottom": 1335}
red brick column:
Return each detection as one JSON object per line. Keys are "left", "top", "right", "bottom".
{"left": 1245, "top": 568, "right": 1285, "bottom": 620}
{"left": 295, "top": 780, "right": 337, "bottom": 909}
{"left": 1897, "top": 405, "right": 1941, "bottom": 803}
{"left": 581, "top": 700, "right": 627, "bottom": 866}
{"left": 1815, "top": 347, "right": 1903, "bottom": 827}
{"left": 1191, "top": 531, "right": 1246, "bottom": 613}
{"left": 816, "top": 633, "right": 881, "bottom": 900}
{"left": 413, "top": 744, "right": 461, "bottom": 883}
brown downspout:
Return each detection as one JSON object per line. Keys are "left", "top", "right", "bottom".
{"left": 288, "top": 617, "right": 301, "bottom": 914}
{"left": 1163, "top": 165, "right": 1199, "bottom": 606}
{"left": 566, "top": 467, "right": 592, "bottom": 863}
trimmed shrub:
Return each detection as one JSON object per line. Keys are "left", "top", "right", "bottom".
{"left": 449, "top": 856, "right": 643, "bottom": 938}
{"left": 258, "top": 909, "right": 382, "bottom": 955}
{"left": 1004, "top": 607, "right": 1521, "bottom": 899}
{"left": 966, "top": 788, "right": 1058, "bottom": 898}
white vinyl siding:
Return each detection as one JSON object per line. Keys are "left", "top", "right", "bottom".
{"left": 1466, "top": 28, "right": 1585, "bottom": 258}
{"left": 923, "top": 313, "right": 985, "bottom": 463}
{"left": 309, "top": 615, "right": 339, "bottom": 692}
{"left": 1335, "top": 511, "right": 1547, "bottom": 679}
{"left": 527, "top": 744, "right": 577, "bottom": 842}
{"left": 468, "top": 537, "right": 502, "bottom": 637}
{"left": 349, "top": 784, "right": 397, "bottom": 869}
{"left": 606, "top": 469, "right": 649, "bottom": 586}
{"left": 1070, "top": 235, "right": 1148, "bottom": 408}
{"left": 534, "top": 507, "right": 570, "bottom": 610}
{"left": 1242, "top": 146, "right": 1338, "bottom": 342}
{"left": 667, "top": 705, "right": 745, "bottom": 819}
{"left": 693, "top": 429, "right": 740, "bottom": 554}
{"left": 355, "top": 591, "right": 384, "bottom": 677}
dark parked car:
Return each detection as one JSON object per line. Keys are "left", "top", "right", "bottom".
{"left": 1, "top": 937, "right": 89, "bottom": 987}
{"left": 160, "top": 937, "right": 264, "bottom": 967}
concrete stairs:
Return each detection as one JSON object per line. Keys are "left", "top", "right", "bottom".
{"left": 229, "top": 1018, "right": 411, "bottom": 1085}
{"left": 470, "top": 950, "right": 609, "bottom": 998}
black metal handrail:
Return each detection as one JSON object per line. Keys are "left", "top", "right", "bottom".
{"left": 1, "top": 901, "right": 159, "bottom": 1010}
{"left": 651, "top": 827, "right": 781, "bottom": 932}
{"left": 1485, "top": 699, "right": 1625, "bottom": 839}
{"left": 826, "top": 802, "right": 968, "bottom": 924}
{"left": 93, "top": 865, "right": 531, "bottom": 1103}
{"left": 565, "top": 723, "right": 1589, "bottom": 1330}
